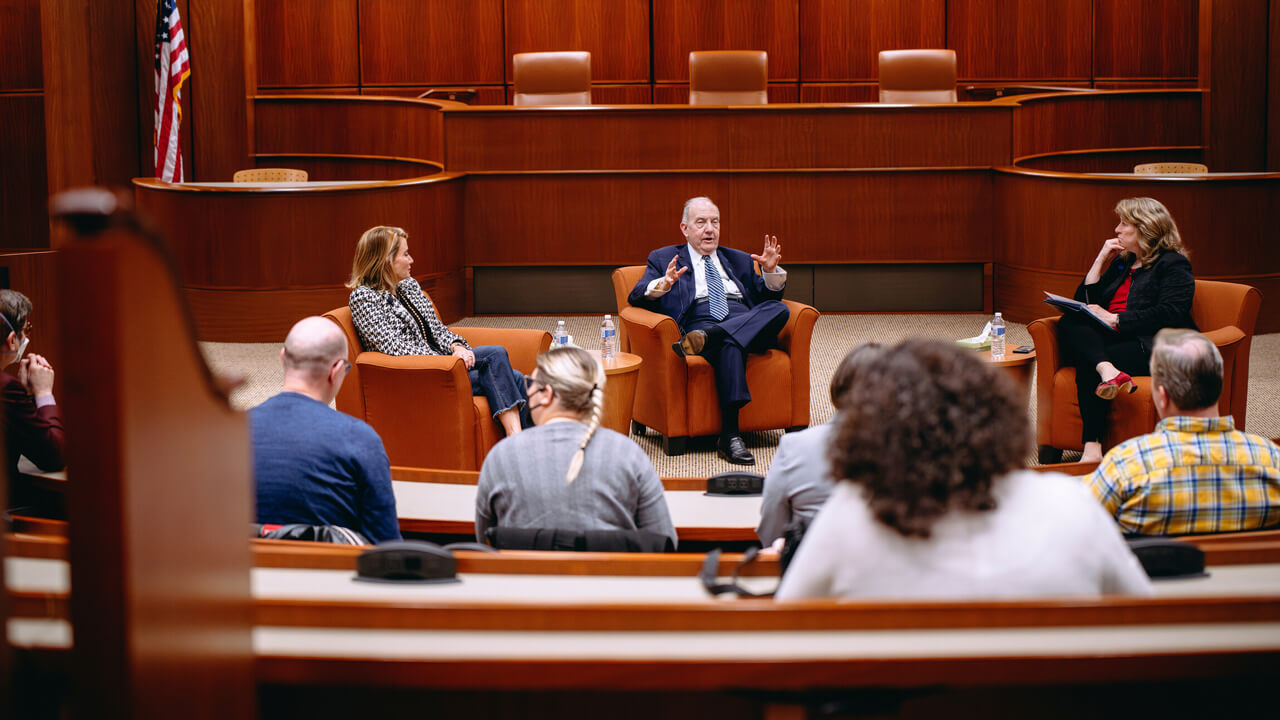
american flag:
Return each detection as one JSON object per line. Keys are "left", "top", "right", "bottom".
{"left": 154, "top": 0, "right": 191, "bottom": 182}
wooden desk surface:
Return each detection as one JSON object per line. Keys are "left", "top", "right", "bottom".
{"left": 9, "top": 556, "right": 1280, "bottom": 602}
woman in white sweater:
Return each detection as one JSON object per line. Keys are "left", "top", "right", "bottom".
{"left": 777, "top": 339, "right": 1151, "bottom": 600}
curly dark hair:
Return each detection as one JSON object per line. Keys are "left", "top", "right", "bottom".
{"left": 828, "top": 339, "right": 1032, "bottom": 539}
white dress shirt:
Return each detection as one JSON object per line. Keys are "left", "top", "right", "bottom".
{"left": 646, "top": 243, "right": 786, "bottom": 298}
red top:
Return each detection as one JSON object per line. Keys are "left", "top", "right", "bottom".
{"left": 1108, "top": 268, "right": 1137, "bottom": 313}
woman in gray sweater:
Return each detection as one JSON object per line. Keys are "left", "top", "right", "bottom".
{"left": 475, "top": 346, "right": 676, "bottom": 546}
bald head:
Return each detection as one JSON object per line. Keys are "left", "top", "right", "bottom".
{"left": 282, "top": 316, "right": 347, "bottom": 379}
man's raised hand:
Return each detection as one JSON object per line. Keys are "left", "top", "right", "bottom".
{"left": 662, "top": 255, "right": 688, "bottom": 289}
{"left": 751, "top": 235, "right": 782, "bottom": 273}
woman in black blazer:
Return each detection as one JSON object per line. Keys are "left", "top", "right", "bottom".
{"left": 1060, "top": 197, "right": 1196, "bottom": 463}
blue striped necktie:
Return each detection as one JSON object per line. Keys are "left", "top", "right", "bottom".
{"left": 704, "top": 255, "right": 729, "bottom": 321}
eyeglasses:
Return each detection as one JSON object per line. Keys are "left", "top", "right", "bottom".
{"left": 0, "top": 314, "right": 29, "bottom": 338}
{"left": 692, "top": 218, "right": 719, "bottom": 229}
{"left": 335, "top": 358, "right": 352, "bottom": 375}
{"left": 524, "top": 376, "right": 547, "bottom": 394}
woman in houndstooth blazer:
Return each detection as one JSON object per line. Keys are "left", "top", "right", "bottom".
{"left": 347, "top": 226, "right": 529, "bottom": 436}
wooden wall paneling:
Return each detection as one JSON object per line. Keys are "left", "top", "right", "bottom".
{"left": 464, "top": 173, "right": 732, "bottom": 265}
{"left": 726, "top": 106, "right": 1011, "bottom": 168}
{"left": 1016, "top": 148, "right": 1205, "bottom": 173}
{"left": 589, "top": 84, "right": 653, "bottom": 104}
{"left": 58, "top": 211, "right": 253, "bottom": 718}
{"left": 994, "top": 170, "right": 1280, "bottom": 330}
{"left": 1092, "top": 79, "right": 1200, "bottom": 89}
{"left": 359, "top": 0, "right": 505, "bottom": 85}
{"left": 798, "top": 83, "right": 877, "bottom": 103}
{"left": 0, "top": 0, "right": 44, "bottom": 90}
{"left": 442, "top": 108, "right": 731, "bottom": 171}
{"left": 651, "top": 83, "right": 686, "bottom": 104}
{"left": 251, "top": 154, "right": 443, "bottom": 181}
{"left": 505, "top": 0, "right": 651, "bottom": 83}
{"left": 767, "top": 83, "right": 799, "bottom": 103}
{"left": 0, "top": 95, "right": 50, "bottom": 247}
{"left": 255, "top": 0, "right": 359, "bottom": 88}
{"left": 1012, "top": 91, "right": 1203, "bottom": 161}
{"left": 1198, "top": 0, "right": 1269, "bottom": 170}
{"left": 366, "top": 85, "right": 510, "bottom": 105}
{"left": 948, "top": 0, "right": 1093, "bottom": 82}
{"left": 43, "top": 0, "right": 141, "bottom": 209}
{"left": 188, "top": 0, "right": 255, "bottom": 180}
{"left": 799, "top": 0, "right": 946, "bottom": 82}
{"left": 260, "top": 86, "right": 361, "bottom": 95}
{"left": 255, "top": 96, "right": 445, "bottom": 164}
{"left": 729, "top": 171, "right": 993, "bottom": 263}
{"left": 134, "top": 176, "right": 465, "bottom": 340}
{"left": 1271, "top": 0, "right": 1280, "bottom": 171}
{"left": 0, "top": 250, "right": 62, "bottom": 378}
{"left": 1093, "top": 0, "right": 1198, "bottom": 82}
{"left": 652, "top": 0, "right": 799, "bottom": 82}
{"left": 135, "top": 0, "right": 192, "bottom": 184}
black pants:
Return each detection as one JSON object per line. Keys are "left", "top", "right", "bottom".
{"left": 1057, "top": 312, "right": 1150, "bottom": 443}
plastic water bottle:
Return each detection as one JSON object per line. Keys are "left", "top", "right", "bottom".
{"left": 990, "top": 312, "right": 1006, "bottom": 360}
{"left": 600, "top": 314, "right": 617, "bottom": 360}
{"left": 554, "top": 320, "right": 569, "bottom": 348}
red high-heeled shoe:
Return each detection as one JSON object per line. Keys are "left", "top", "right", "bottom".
{"left": 1095, "top": 371, "right": 1137, "bottom": 400}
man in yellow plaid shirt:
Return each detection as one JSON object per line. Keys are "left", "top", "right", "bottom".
{"left": 1086, "top": 328, "right": 1280, "bottom": 535}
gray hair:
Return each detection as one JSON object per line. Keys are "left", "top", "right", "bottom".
{"left": 1151, "top": 328, "right": 1223, "bottom": 411}
{"left": 681, "top": 196, "right": 718, "bottom": 225}
{"left": 534, "top": 346, "right": 606, "bottom": 483}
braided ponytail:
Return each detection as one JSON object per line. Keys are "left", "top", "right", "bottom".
{"left": 533, "top": 346, "right": 609, "bottom": 485}
{"left": 565, "top": 380, "right": 605, "bottom": 484}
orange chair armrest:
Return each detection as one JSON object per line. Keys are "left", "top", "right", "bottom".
{"left": 1026, "top": 316, "right": 1062, "bottom": 447}
{"left": 452, "top": 327, "right": 553, "bottom": 374}
{"left": 619, "top": 306, "right": 681, "bottom": 337}
{"left": 1202, "top": 325, "right": 1246, "bottom": 350}
{"left": 778, "top": 300, "right": 819, "bottom": 353}
{"left": 356, "top": 352, "right": 462, "bottom": 373}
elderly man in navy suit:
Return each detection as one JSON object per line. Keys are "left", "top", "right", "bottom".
{"left": 627, "top": 197, "right": 789, "bottom": 465}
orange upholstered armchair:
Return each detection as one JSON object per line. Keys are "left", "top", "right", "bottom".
{"left": 689, "top": 51, "right": 768, "bottom": 105}
{"left": 877, "top": 49, "right": 957, "bottom": 103}
{"left": 324, "top": 306, "right": 551, "bottom": 470}
{"left": 1027, "top": 279, "right": 1261, "bottom": 463}
{"left": 611, "top": 266, "right": 820, "bottom": 456}
{"left": 512, "top": 51, "right": 592, "bottom": 106}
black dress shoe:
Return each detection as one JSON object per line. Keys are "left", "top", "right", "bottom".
{"left": 717, "top": 435, "right": 755, "bottom": 465}
{"left": 672, "top": 330, "right": 707, "bottom": 358}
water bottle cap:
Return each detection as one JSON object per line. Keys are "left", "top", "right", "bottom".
{"left": 605, "top": 314, "right": 611, "bottom": 319}
{"left": 994, "top": 312, "right": 1002, "bottom": 317}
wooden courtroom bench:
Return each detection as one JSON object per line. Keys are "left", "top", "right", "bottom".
{"left": 8, "top": 550, "right": 1278, "bottom": 716}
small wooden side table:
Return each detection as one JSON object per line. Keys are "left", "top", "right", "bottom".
{"left": 982, "top": 348, "right": 1036, "bottom": 405}
{"left": 592, "top": 350, "right": 643, "bottom": 436}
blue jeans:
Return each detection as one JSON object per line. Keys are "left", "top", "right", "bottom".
{"left": 468, "top": 345, "right": 529, "bottom": 426}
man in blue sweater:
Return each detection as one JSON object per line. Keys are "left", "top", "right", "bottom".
{"left": 250, "top": 316, "right": 401, "bottom": 543}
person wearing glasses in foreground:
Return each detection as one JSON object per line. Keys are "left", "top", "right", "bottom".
{"left": 776, "top": 340, "right": 1150, "bottom": 600}
{"left": 348, "top": 225, "right": 529, "bottom": 437}
{"left": 250, "top": 317, "right": 401, "bottom": 543}
{"left": 1, "top": 289, "right": 65, "bottom": 515}
{"left": 475, "top": 346, "right": 676, "bottom": 547}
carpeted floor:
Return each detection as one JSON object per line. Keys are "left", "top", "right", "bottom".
{"left": 202, "top": 313, "right": 1280, "bottom": 477}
